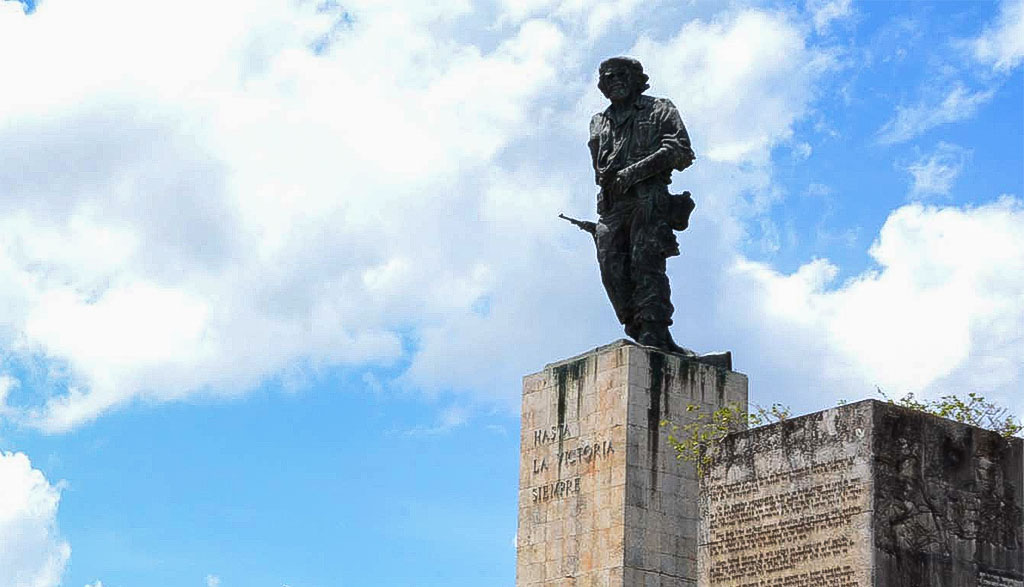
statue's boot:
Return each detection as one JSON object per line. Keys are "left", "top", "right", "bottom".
{"left": 637, "top": 321, "right": 695, "bottom": 357}
{"left": 624, "top": 320, "right": 641, "bottom": 341}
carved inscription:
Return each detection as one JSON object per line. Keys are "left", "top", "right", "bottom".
{"left": 534, "top": 424, "right": 576, "bottom": 446}
{"left": 532, "top": 477, "right": 581, "bottom": 503}
{"left": 706, "top": 456, "right": 869, "bottom": 586}
{"left": 980, "top": 572, "right": 1024, "bottom": 587}
{"left": 527, "top": 425, "right": 614, "bottom": 505}
{"left": 718, "top": 565, "right": 858, "bottom": 587}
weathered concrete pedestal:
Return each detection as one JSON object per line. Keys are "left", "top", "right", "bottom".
{"left": 700, "top": 400, "right": 1024, "bottom": 587}
{"left": 516, "top": 340, "right": 748, "bottom": 587}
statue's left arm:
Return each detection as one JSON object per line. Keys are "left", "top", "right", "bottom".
{"left": 614, "top": 100, "right": 695, "bottom": 191}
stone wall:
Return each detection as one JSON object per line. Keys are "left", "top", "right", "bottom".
{"left": 700, "top": 400, "right": 1024, "bottom": 587}
{"left": 872, "top": 401, "right": 1024, "bottom": 586}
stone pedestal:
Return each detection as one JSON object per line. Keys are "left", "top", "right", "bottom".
{"left": 516, "top": 339, "right": 748, "bottom": 587}
{"left": 700, "top": 400, "right": 1024, "bottom": 587}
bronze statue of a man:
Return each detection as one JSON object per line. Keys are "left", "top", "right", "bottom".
{"left": 588, "top": 56, "right": 695, "bottom": 354}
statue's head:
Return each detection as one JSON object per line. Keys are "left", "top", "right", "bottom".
{"left": 598, "top": 56, "right": 649, "bottom": 104}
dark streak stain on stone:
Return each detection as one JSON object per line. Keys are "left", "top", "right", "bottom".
{"left": 716, "top": 366, "right": 726, "bottom": 406}
{"left": 553, "top": 358, "right": 585, "bottom": 472}
{"left": 663, "top": 357, "right": 674, "bottom": 420}
{"left": 648, "top": 350, "right": 665, "bottom": 492}
{"left": 681, "top": 359, "right": 696, "bottom": 412}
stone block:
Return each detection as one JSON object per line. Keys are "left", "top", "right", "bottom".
{"left": 517, "top": 339, "right": 748, "bottom": 587}
{"left": 699, "top": 399, "right": 1024, "bottom": 587}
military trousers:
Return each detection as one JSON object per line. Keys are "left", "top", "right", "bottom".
{"left": 594, "top": 182, "right": 679, "bottom": 337}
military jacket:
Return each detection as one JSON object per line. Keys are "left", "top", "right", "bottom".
{"left": 588, "top": 94, "right": 694, "bottom": 187}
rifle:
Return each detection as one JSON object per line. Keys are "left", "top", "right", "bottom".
{"left": 558, "top": 213, "right": 597, "bottom": 235}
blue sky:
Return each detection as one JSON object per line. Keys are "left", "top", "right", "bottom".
{"left": 0, "top": 0, "right": 1021, "bottom": 585}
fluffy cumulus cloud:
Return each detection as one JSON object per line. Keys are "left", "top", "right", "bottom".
{"left": 633, "top": 9, "right": 836, "bottom": 165}
{"left": 497, "top": 0, "right": 647, "bottom": 39}
{"left": 0, "top": 0, "right": 577, "bottom": 430}
{"left": 729, "top": 198, "right": 1024, "bottom": 417}
{"left": 0, "top": 451, "right": 70, "bottom": 586}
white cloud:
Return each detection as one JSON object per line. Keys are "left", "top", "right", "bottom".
{"left": 792, "top": 142, "right": 813, "bottom": 160}
{"left": 904, "top": 142, "right": 970, "bottom": 199}
{"left": 970, "top": 0, "right": 1024, "bottom": 72}
{"left": 84, "top": 582, "right": 103, "bottom": 587}
{"left": 0, "top": 374, "right": 17, "bottom": 410}
{"left": 632, "top": 10, "right": 837, "bottom": 165}
{"left": 2, "top": 0, "right": 1017, "bottom": 438}
{"left": 729, "top": 198, "right": 1024, "bottom": 418}
{"left": 807, "top": 0, "right": 853, "bottom": 34}
{"left": 206, "top": 575, "right": 221, "bottom": 587}
{"left": 0, "top": 0, "right": 573, "bottom": 431}
{"left": 878, "top": 83, "right": 995, "bottom": 144}
{"left": 400, "top": 404, "right": 470, "bottom": 436}
{"left": 0, "top": 451, "right": 70, "bottom": 587}
{"left": 0, "top": 0, "right": 844, "bottom": 431}
{"left": 497, "top": 0, "right": 647, "bottom": 39}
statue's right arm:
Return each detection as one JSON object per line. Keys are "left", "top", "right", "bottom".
{"left": 588, "top": 114, "right": 604, "bottom": 185}
{"left": 659, "top": 100, "right": 695, "bottom": 171}
{"left": 589, "top": 114, "right": 611, "bottom": 214}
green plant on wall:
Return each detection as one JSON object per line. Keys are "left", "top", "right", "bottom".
{"left": 876, "top": 389, "right": 1022, "bottom": 438}
{"left": 666, "top": 392, "right": 1021, "bottom": 478}
{"left": 661, "top": 403, "right": 790, "bottom": 477}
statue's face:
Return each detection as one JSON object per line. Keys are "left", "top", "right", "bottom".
{"left": 599, "top": 64, "right": 634, "bottom": 103}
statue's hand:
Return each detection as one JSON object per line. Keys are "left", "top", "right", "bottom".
{"left": 609, "top": 169, "right": 634, "bottom": 198}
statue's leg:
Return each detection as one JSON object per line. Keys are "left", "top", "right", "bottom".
{"left": 595, "top": 209, "right": 635, "bottom": 335}
{"left": 629, "top": 188, "right": 680, "bottom": 351}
